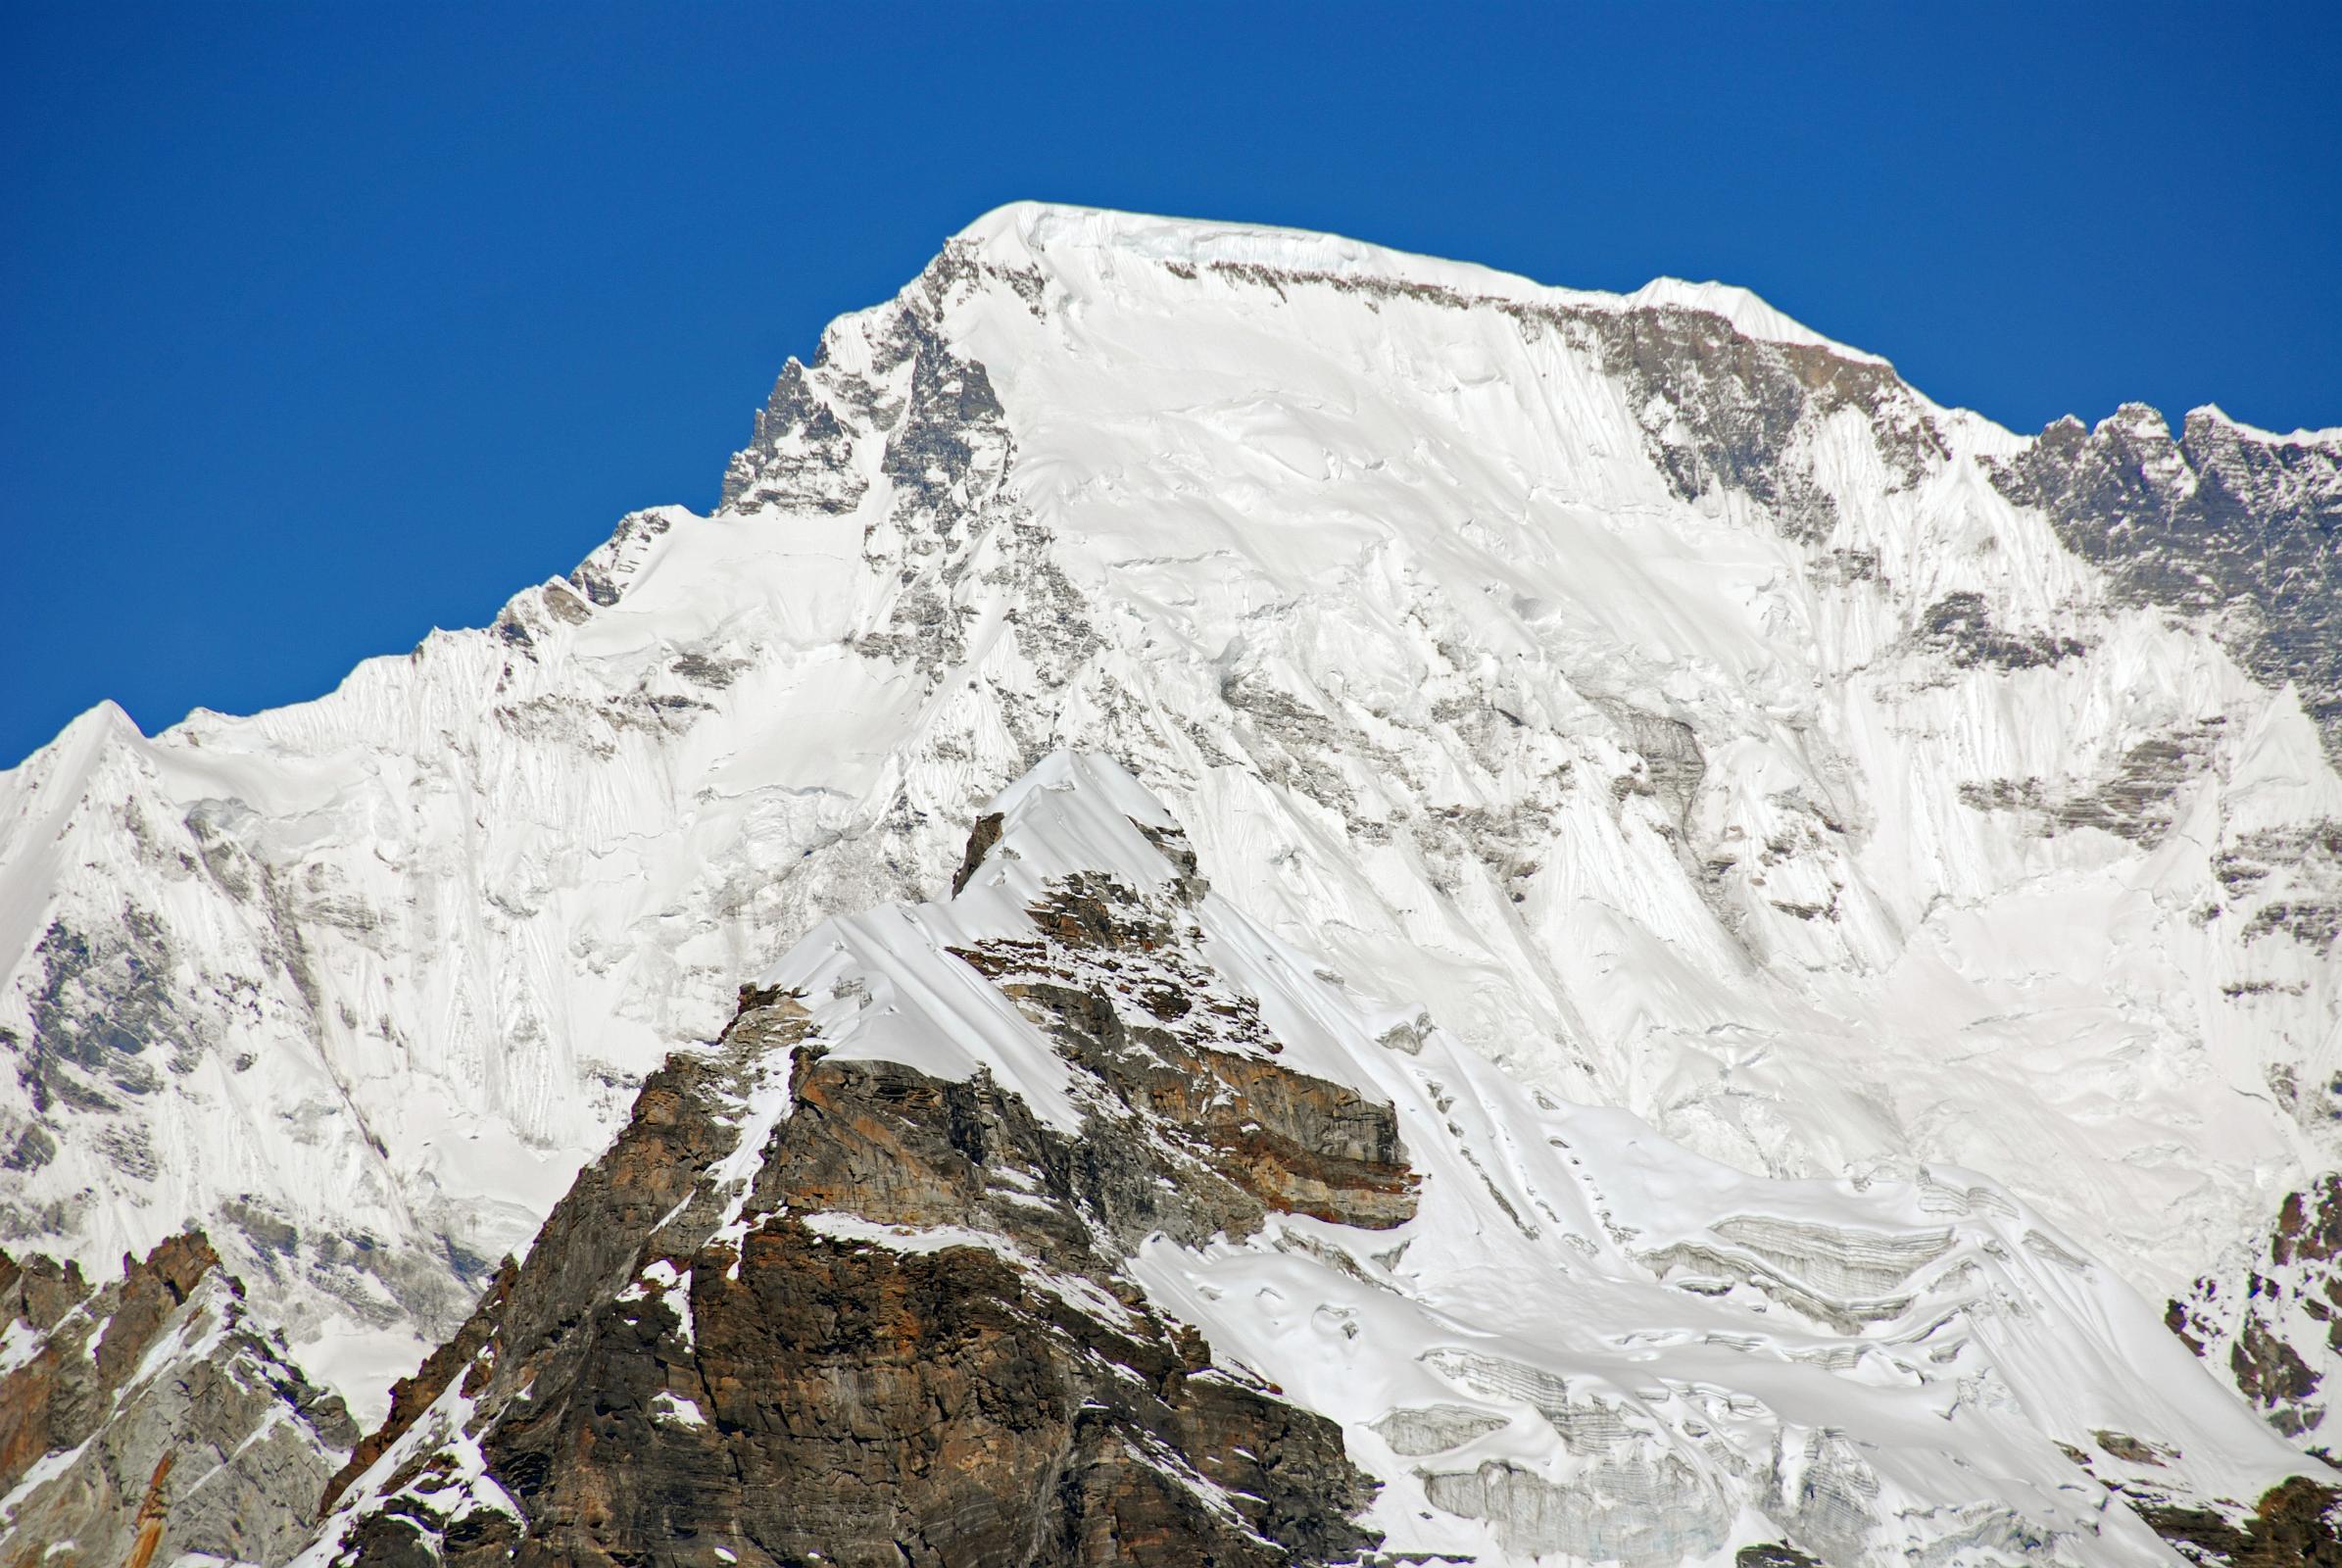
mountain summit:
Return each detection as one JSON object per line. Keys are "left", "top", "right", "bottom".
{"left": 3, "top": 204, "right": 2339, "bottom": 1562}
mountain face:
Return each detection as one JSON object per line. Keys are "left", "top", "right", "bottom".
{"left": 0, "top": 1229, "right": 355, "bottom": 1566}
{"left": 299, "top": 756, "right": 2332, "bottom": 1566}
{"left": 1995, "top": 404, "right": 2342, "bottom": 759}
{"left": 1, "top": 203, "right": 2338, "bottom": 1560}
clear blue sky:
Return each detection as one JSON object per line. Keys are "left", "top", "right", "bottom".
{"left": 4, "top": 3, "right": 2336, "bottom": 769}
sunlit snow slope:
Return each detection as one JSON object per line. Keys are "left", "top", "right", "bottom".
{"left": 2, "top": 203, "right": 2336, "bottom": 1434}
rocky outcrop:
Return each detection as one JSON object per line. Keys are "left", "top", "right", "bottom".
{"left": 469, "top": 1210, "right": 1372, "bottom": 1568}
{"left": 952, "top": 867, "right": 1417, "bottom": 1239}
{"left": 2133, "top": 1476, "right": 2342, "bottom": 1566}
{"left": 950, "top": 808, "right": 1005, "bottom": 896}
{"left": 1916, "top": 590, "right": 2088, "bottom": 672}
{"left": 307, "top": 807, "right": 1400, "bottom": 1566}
{"left": 1957, "top": 720, "right": 2229, "bottom": 850}
{"left": 0, "top": 1230, "right": 356, "bottom": 1567}
{"left": 2217, "top": 818, "right": 2342, "bottom": 956}
{"left": 2171, "top": 1175, "right": 2342, "bottom": 1444}
{"left": 1565, "top": 294, "right": 1946, "bottom": 545}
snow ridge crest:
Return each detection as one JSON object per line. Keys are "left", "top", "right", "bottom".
{"left": 949, "top": 200, "right": 1891, "bottom": 363}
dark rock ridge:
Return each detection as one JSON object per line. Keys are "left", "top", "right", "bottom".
{"left": 320, "top": 1256, "right": 518, "bottom": 1514}
{"left": 0, "top": 1230, "right": 356, "bottom": 1566}
{"left": 310, "top": 810, "right": 1405, "bottom": 1566}
{"left": 1916, "top": 590, "right": 2089, "bottom": 672}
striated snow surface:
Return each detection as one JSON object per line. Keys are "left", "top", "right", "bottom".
{"left": 2, "top": 202, "right": 2337, "bottom": 1438}
{"left": 301, "top": 752, "right": 2325, "bottom": 1566}
{"left": 938, "top": 757, "right": 2318, "bottom": 1563}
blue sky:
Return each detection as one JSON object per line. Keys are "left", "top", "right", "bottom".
{"left": 3, "top": 3, "right": 2336, "bottom": 768}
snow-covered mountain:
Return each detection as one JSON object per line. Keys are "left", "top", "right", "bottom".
{"left": 295, "top": 753, "right": 2332, "bottom": 1565}
{"left": 3, "top": 203, "right": 2339, "bottom": 1552}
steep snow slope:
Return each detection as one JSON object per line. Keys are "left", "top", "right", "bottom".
{"left": 2, "top": 203, "right": 2335, "bottom": 1435}
{"left": 302, "top": 754, "right": 2330, "bottom": 1567}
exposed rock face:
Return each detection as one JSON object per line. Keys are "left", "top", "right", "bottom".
{"left": 305, "top": 803, "right": 1395, "bottom": 1567}
{"left": 1956, "top": 719, "right": 2230, "bottom": 850}
{"left": 0, "top": 1230, "right": 356, "bottom": 1567}
{"left": 720, "top": 359, "right": 866, "bottom": 516}
{"left": 2133, "top": 1474, "right": 2342, "bottom": 1567}
{"left": 1916, "top": 590, "right": 2089, "bottom": 673}
{"left": 2171, "top": 1175, "right": 2342, "bottom": 1443}
{"left": 484, "top": 1211, "right": 1373, "bottom": 1568}
{"left": 950, "top": 808, "right": 1005, "bottom": 897}
{"left": 1992, "top": 404, "right": 2342, "bottom": 760}
{"left": 952, "top": 871, "right": 1416, "bottom": 1238}
{"left": 1564, "top": 292, "right": 1945, "bottom": 545}
{"left": 2217, "top": 817, "right": 2342, "bottom": 956}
